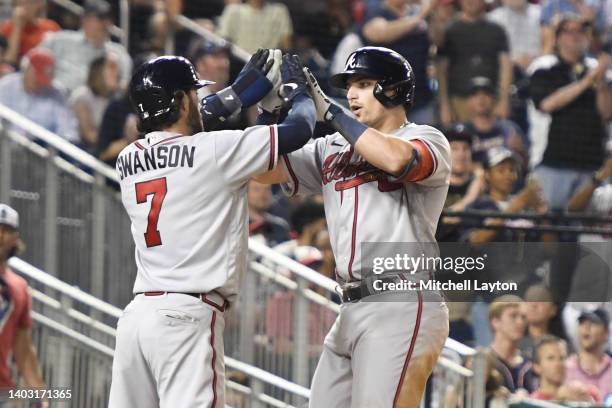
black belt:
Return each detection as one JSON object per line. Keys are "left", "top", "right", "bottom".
{"left": 340, "top": 274, "right": 409, "bottom": 303}
{"left": 140, "top": 291, "right": 228, "bottom": 312}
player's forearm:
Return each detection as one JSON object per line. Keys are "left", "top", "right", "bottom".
{"left": 354, "top": 129, "right": 416, "bottom": 175}
{"left": 277, "top": 94, "right": 316, "bottom": 154}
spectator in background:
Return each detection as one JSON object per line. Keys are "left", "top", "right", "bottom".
{"left": 568, "top": 152, "right": 612, "bottom": 239}
{"left": 0, "top": 48, "right": 78, "bottom": 141}
{"left": 1, "top": 0, "right": 60, "bottom": 65}
{"left": 463, "top": 77, "right": 527, "bottom": 165}
{"left": 531, "top": 335, "right": 601, "bottom": 402}
{"left": 540, "top": 0, "right": 605, "bottom": 54}
{"left": 40, "top": 0, "right": 132, "bottom": 93}
{"left": 436, "top": 0, "right": 513, "bottom": 127}
{"left": 436, "top": 124, "right": 484, "bottom": 242}
{"left": 248, "top": 180, "right": 290, "bottom": 247}
{"left": 274, "top": 200, "right": 327, "bottom": 262}
{"left": 0, "top": 35, "right": 15, "bottom": 78}
{"left": 565, "top": 309, "right": 612, "bottom": 399}
{"left": 488, "top": 0, "right": 541, "bottom": 71}
{"left": 68, "top": 53, "right": 120, "bottom": 153}
{"left": 529, "top": 16, "right": 611, "bottom": 210}
{"left": 466, "top": 147, "right": 547, "bottom": 245}
{"left": 519, "top": 284, "right": 558, "bottom": 357}
{"left": 216, "top": 0, "right": 293, "bottom": 54}
{"left": 190, "top": 41, "right": 230, "bottom": 94}
{"left": 429, "top": 0, "right": 458, "bottom": 48}
{"left": 96, "top": 93, "right": 139, "bottom": 168}
{"left": 361, "top": 0, "right": 435, "bottom": 124}
{"left": 488, "top": 295, "right": 537, "bottom": 393}
{"left": 0, "top": 204, "right": 47, "bottom": 404}
{"left": 128, "top": 0, "right": 181, "bottom": 56}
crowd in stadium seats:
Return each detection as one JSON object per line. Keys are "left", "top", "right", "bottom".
{"left": 0, "top": 0, "right": 611, "bottom": 404}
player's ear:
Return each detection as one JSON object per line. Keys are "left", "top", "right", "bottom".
{"left": 179, "top": 90, "right": 190, "bottom": 114}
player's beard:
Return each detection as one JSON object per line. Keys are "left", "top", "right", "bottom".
{"left": 187, "top": 95, "right": 204, "bottom": 134}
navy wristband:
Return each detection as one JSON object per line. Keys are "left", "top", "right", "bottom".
{"left": 327, "top": 104, "right": 368, "bottom": 145}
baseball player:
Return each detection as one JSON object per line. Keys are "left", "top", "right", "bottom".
{"left": 109, "top": 51, "right": 317, "bottom": 408}
{"left": 256, "top": 47, "right": 451, "bottom": 407}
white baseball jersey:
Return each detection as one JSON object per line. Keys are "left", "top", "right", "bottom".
{"left": 281, "top": 123, "right": 451, "bottom": 282}
{"left": 116, "top": 126, "right": 278, "bottom": 301}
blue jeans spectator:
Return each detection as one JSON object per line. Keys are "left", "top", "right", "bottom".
{"left": 533, "top": 165, "right": 592, "bottom": 210}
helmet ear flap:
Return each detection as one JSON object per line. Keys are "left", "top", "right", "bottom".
{"left": 373, "top": 80, "right": 414, "bottom": 108}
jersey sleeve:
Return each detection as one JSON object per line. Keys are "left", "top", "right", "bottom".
{"left": 401, "top": 126, "right": 451, "bottom": 187}
{"left": 213, "top": 124, "right": 279, "bottom": 186}
{"left": 280, "top": 137, "right": 326, "bottom": 196}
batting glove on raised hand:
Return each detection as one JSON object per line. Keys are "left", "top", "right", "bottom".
{"left": 303, "top": 67, "right": 339, "bottom": 122}
{"left": 279, "top": 54, "right": 309, "bottom": 103}
{"left": 257, "top": 49, "right": 284, "bottom": 114}
{"left": 230, "top": 48, "right": 275, "bottom": 107}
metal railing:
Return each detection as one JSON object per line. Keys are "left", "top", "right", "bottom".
{"left": 10, "top": 257, "right": 312, "bottom": 408}
{"left": 0, "top": 104, "right": 483, "bottom": 407}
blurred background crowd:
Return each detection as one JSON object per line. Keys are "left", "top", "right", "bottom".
{"left": 0, "top": 0, "right": 611, "bottom": 405}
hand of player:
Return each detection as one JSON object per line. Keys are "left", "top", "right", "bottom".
{"left": 303, "top": 67, "right": 336, "bottom": 122}
{"left": 229, "top": 48, "right": 274, "bottom": 107}
{"left": 278, "top": 54, "right": 309, "bottom": 103}
{"left": 257, "top": 49, "right": 284, "bottom": 114}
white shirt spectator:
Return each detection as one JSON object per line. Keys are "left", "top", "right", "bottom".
{"left": 0, "top": 72, "right": 78, "bottom": 141}
{"left": 489, "top": 0, "right": 541, "bottom": 60}
{"left": 217, "top": 2, "right": 293, "bottom": 54}
{"left": 40, "top": 30, "right": 131, "bottom": 93}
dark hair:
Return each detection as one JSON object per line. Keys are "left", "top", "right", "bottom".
{"left": 135, "top": 90, "right": 185, "bottom": 134}
{"left": 290, "top": 200, "right": 325, "bottom": 235}
{"left": 532, "top": 335, "right": 566, "bottom": 364}
{"left": 87, "top": 55, "right": 107, "bottom": 96}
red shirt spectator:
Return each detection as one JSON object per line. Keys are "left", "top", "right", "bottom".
{"left": 0, "top": 203, "right": 45, "bottom": 399}
{"left": 1, "top": 19, "right": 60, "bottom": 60}
{"left": 0, "top": 267, "right": 32, "bottom": 389}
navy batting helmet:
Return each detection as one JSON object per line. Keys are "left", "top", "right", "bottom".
{"left": 330, "top": 47, "right": 415, "bottom": 108}
{"left": 129, "top": 56, "right": 214, "bottom": 130}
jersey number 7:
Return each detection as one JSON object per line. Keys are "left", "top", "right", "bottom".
{"left": 135, "top": 177, "right": 167, "bottom": 248}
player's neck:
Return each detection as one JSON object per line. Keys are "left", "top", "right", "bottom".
{"left": 161, "top": 121, "right": 192, "bottom": 137}
{"left": 374, "top": 111, "right": 408, "bottom": 133}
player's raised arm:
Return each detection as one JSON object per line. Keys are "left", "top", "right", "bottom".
{"left": 254, "top": 54, "right": 317, "bottom": 185}
{"left": 199, "top": 48, "right": 281, "bottom": 131}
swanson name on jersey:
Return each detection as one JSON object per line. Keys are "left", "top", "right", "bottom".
{"left": 117, "top": 145, "right": 196, "bottom": 180}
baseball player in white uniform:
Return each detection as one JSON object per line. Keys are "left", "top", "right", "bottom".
{"left": 256, "top": 47, "right": 451, "bottom": 407}
{"left": 109, "top": 51, "right": 317, "bottom": 407}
